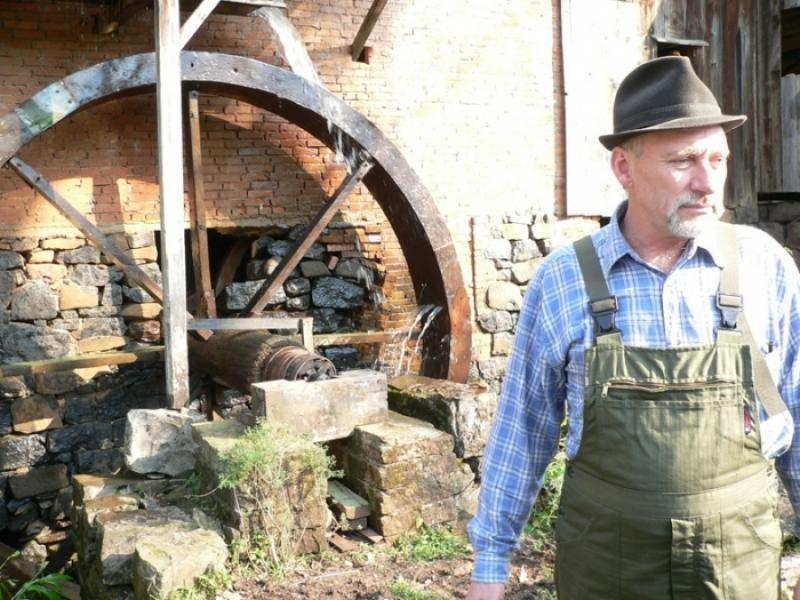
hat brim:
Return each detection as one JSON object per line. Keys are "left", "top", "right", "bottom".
{"left": 598, "top": 114, "right": 747, "bottom": 151}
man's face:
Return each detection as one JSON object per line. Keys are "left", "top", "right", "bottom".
{"left": 614, "top": 126, "right": 730, "bottom": 240}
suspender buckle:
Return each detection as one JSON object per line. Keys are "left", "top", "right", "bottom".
{"left": 716, "top": 292, "right": 743, "bottom": 329}
{"left": 589, "top": 296, "right": 618, "bottom": 334}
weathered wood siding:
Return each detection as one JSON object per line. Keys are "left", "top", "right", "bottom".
{"left": 783, "top": 75, "right": 800, "bottom": 191}
{"left": 641, "top": 0, "right": 784, "bottom": 222}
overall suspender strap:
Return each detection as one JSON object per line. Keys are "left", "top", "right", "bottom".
{"left": 574, "top": 235, "right": 619, "bottom": 336}
{"left": 717, "top": 223, "right": 788, "bottom": 418}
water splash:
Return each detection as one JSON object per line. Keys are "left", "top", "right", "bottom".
{"left": 255, "top": 7, "right": 323, "bottom": 86}
{"left": 406, "top": 305, "right": 443, "bottom": 372}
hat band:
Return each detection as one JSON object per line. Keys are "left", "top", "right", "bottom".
{"left": 616, "top": 102, "right": 723, "bottom": 132}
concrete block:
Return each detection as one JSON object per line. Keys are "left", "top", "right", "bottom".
{"left": 251, "top": 370, "right": 388, "bottom": 442}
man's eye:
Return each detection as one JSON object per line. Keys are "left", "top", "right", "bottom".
{"left": 670, "top": 159, "right": 691, "bottom": 168}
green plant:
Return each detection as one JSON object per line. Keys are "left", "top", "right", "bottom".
{"left": 0, "top": 552, "right": 73, "bottom": 600}
{"left": 219, "top": 420, "right": 337, "bottom": 580}
{"left": 524, "top": 451, "right": 566, "bottom": 552}
{"left": 167, "top": 568, "right": 232, "bottom": 600}
{"left": 392, "top": 520, "right": 471, "bottom": 562}
{"left": 386, "top": 579, "right": 448, "bottom": 600}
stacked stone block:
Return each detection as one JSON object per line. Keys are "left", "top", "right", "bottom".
{"left": 758, "top": 201, "right": 800, "bottom": 271}
{"left": 330, "top": 412, "right": 473, "bottom": 540}
{"left": 70, "top": 474, "right": 227, "bottom": 599}
{"left": 0, "top": 233, "right": 165, "bottom": 551}
{"left": 192, "top": 419, "right": 330, "bottom": 554}
{"left": 224, "top": 223, "right": 387, "bottom": 369}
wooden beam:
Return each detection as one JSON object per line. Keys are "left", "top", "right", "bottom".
{"left": 185, "top": 91, "right": 217, "bottom": 318}
{"left": 351, "top": 0, "right": 389, "bottom": 61}
{"left": 187, "top": 317, "right": 306, "bottom": 331}
{"left": 179, "top": 0, "right": 221, "bottom": 48}
{"left": 214, "top": 237, "right": 251, "bottom": 296}
{"left": 8, "top": 156, "right": 164, "bottom": 303}
{"left": 156, "top": 0, "right": 190, "bottom": 409}
{"left": 0, "top": 347, "right": 164, "bottom": 379}
{"left": 245, "top": 159, "right": 374, "bottom": 315}
{"left": 313, "top": 331, "right": 396, "bottom": 346}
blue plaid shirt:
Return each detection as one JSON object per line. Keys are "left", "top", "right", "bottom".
{"left": 468, "top": 204, "right": 800, "bottom": 583}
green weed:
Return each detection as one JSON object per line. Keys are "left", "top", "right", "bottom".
{"left": 386, "top": 579, "right": 448, "bottom": 600}
{"left": 393, "top": 521, "right": 471, "bottom": 562}
{"left": 0, "top": 552, "right": 73, "bottom": 600}
{"left": 166, "top": 568, "right": 232, "bottom": 600}
{"left": 219, "top": 420, "right": 337, "bottom": 581}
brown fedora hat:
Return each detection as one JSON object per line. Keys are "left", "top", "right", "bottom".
{"left": 598, "top": 56, "right": 746, "bottom": 150}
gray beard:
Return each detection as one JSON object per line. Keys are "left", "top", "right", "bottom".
{"left": 666, "top": 194, "right": 717, "bottom": 239}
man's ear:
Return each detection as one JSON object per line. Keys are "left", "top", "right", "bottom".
{"left": 610, "top": 147, "right": 634, "bottom": 189}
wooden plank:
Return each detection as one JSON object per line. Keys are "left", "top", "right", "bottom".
{"left": 245, "top": 159, "right": 374, "bottom": 315}
{"left": 187, "top": 317, "right": 304, "bottom": 330}
{"left": 185, "top": 91, "right": 217, "bottom": 318}
{"left": 179, "top": 0, "right": 221, "bottom": 48}
{"left": 313, "top": 331, "right": 396, "bottom": 346}
{"left": 8, "top": 156, "right": 164, "bottom": 303}
{"left": 301, "top": 317, "right": 314, "bottom": 352}
{"left": 156, "top": 0, "right": 190, "bottom": 409}
{"left": 783, "top": 75, "right": 800, "bottom": 190}
{"left": 351, "top": 0, "right": 389, "bottom": 61}
{"left": 0, "top": 347, "right": 164, "bottom": 378}
{"left": 356, "top": 528, "right": 383, "bottom": 544}
{"left": 755, "top": 0, "right": 784, "bottom": 193}
{"left": 328, "top": 480, "right": 370, "bottom": 519}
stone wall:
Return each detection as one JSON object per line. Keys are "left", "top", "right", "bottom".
{"left": 0, "top": 232, "right": 167, "bottom": 555}
{"left": 758, "top": 201, "right": 800, "bottom": 271}
{"left": 469, "top": 212, "right": 599, "bottom": 390}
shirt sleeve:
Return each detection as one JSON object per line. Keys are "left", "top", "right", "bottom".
{"left": 772, "top": 249, "right": 800, "bottom": 534}
{"left": 468, "top": 263, "right": 568, "bottom": 583}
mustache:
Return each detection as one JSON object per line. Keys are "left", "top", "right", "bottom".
{"left": 675, "top": 192, "right": 708, "bottom": 207}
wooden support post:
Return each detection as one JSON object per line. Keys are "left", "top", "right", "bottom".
{"left": 301, "top": 317, "right": 314, "bottom": 352}
{"left": 185, "top": 91, "right": 217, "bottom": 318}
{"left": 179, "top": 0, "right": 221, "bottom": 48}
{"left": 351, "top": 0, "right": 389, "bottom": 61}
{"left": 245, "top": 159, "right": 374, "bottom": 315}
{"left": 8, "top": 156, "right": 164, "bottom": 303}
{"left": 156, "top": 0, "right": 190, "bottom": 409}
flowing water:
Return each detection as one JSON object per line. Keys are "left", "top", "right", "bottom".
{"left": 254, "top": 6, "right": 364, "bottom": 174}
{"left": 255, "top": 7, "right": 323, "bottom": 86}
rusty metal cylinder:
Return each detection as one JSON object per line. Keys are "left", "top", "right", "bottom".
{"left": 188, "top": 331, "right": 336, "bottom": 393}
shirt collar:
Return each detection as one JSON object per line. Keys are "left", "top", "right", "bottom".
{"left": 597, "top": 201, "right": 726, "bottom": 277}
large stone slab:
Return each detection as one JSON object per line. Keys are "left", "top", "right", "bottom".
{"left": 10, "top": 281, "right": 59, "bottom": 320}
{"left": 0, "top": 434, "right": 46, "bottom": 470}
{"left": 60, "top": 284, "right": 99, "bottom": 310}
{"left": 8, "top": 464, "right": 69, "bottom": 499}
{"left": 133, "top": 528, "right": 227, "bottom": 599}
{"left": 311, "top": 277, "right": 365, "bottom": 309}
{"left": 192, "top": 420, "right": 329, "bottom": 550}
{"left": 387, "top": 375, "right": 497, "bottom": 458}
{"left": 72, "top": 474, "right": 178, "bottom": 506}
{"left": 11, "top": 396, "right": 62, "bottom": 434}
{"left": 125, "top": 409, "right": 203, "bottom": 477}
{"left": 223, "top": 280, "right": 286, "bottom": 311}
{"left": 0, "top": 324, "right": 77, "bottom": 362}
{"left": 251, "top": 370, "right": 388, "bottom": 442}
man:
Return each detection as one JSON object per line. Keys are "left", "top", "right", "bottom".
{"left": 467, "top": 56, "right": 800, "bottom": 599}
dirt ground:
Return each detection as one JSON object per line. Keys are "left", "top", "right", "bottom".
{"left": 230, "top": 535, "right": 556, "bottom": 600}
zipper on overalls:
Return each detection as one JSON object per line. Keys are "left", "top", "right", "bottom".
{"left": 599, "top": 378, "right": 737, "bottom": 398}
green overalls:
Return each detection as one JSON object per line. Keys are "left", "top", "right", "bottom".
{"left": 555, "top": 225, "right": 786, "bottom": 599}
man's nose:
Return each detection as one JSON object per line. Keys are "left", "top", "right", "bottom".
{"left": 691, "top": 161, "right": 722, "bottom": 195}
